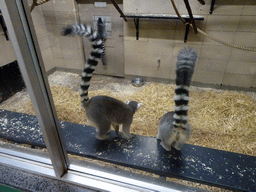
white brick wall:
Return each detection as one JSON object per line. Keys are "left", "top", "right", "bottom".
{"left": 124, "top": 0, "right": 256, "bottom": 88}
{"left": 1, "top": 0, "right": 255, "bottom": 88}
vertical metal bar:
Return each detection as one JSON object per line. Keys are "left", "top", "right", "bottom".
{"left": 0, "top": 0, "right": 69, "bottom": 177}
{"left": 134, "top": 18, "right": 139, "bottom": 40}
{"left": 183, "top": 0, "right": 198, "bottom": 34}
{"left": 0, "top": 12, "right": 9, "bottom": 40}
{"left": 184, "top": 23, "right": 190, "bottom": 43}
{"left": 210, "top": 0, "right": 216, "bottom": 14}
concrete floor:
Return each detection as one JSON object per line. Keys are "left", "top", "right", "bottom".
{"left": 0, "top": 165, "right": 97, "bottom": 192}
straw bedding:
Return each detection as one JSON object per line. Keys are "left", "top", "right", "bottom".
{"left": 1, "top": 73, "right": 255, "bottom": 191}
{"left": 1, "top": 80, "right": 255, "bottom": 156}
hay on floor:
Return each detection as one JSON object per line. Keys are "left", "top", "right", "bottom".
{"left": 1, "top": 79, "right": 255, "bottom": 192}
{"left": 0, "top": 83, "right": 255, "bottom": 157}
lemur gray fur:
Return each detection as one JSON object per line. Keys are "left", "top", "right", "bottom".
{"left": 157, "top": 47, "right": 198, "bottom": 151}
{"left": 62, "top": 23, "right": 142, "bottom": 140}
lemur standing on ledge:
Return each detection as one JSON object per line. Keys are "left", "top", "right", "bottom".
{"left": 97, "top": 17, "right": 107, "bottom": 66}
{"left": 157, "top": 47, "right": 198, "bottom": 151}
{"left": 62, "top": 24, "right": 142, "bottom": 140}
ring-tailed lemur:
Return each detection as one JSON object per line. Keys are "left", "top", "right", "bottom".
{"left": 157, "top": 47, "right": 198, "bottom": 151}
{"left": 97, "top": 17, "right": 107, "bottom": 66}
{"left": 62, "top": 24, "right": 142, "bottom": 140}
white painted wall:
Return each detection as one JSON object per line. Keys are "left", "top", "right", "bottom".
{"left": 1, "top": 0, "right": 255, "bottom": 88}
{"left": 123, "top": 0, "right": 256, "bottom": 88}
{"left": 0, "top": 25, "right": 16, "bottom": 67}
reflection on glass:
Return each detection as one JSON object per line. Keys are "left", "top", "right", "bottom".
{"left": 0, "top": 14, "right": 48, "bottom": 156}
{"left": 7, "top": 1, "right": 254, "bottom": 191}
{"left": 29, "top": 1, "right": 86, "bottom": 124}
{"left": 28, "top": 0, "right": 126, "bottom": 166}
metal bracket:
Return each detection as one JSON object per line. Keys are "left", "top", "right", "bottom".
{"left": 134, "top": 18, "right": 139, "bottom": 40}
{"left": 184, "top": 22, "right": 190, "bottom": 43}
{"left": 125, "top": 14, "right": 204, "bottom": 42}
{"left": 0, "top": 11, "right": 9, "bottom": 41}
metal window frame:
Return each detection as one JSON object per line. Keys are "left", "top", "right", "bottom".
{"left": 0, "top": 0, "right": 69, "bottom": 178}
{"left": 0, "top": 1, "right": 184, "bottom": 191}
{"left": 0, "top": 148, "right": 182, "bottom": 192}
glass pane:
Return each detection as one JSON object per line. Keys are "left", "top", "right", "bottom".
{"left": 0, "top": 6, "right": 49, "bottom": 159}
{"left": 28, "top": 1, "right": 85, "bottom": 157}
{"left": 28, "top": 1, "right": 256, "bottom": 190}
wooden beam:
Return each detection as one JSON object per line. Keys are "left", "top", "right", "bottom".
{"left": 30, "top": 0, "right": 37, "bottom": 12}
{"left": 30, "top": 0, "right": 50, "bottom": 12}
{"left": 197, "top": 0, "right": 205, "bottom": 5}
{"left": 110, "top": 0, "right": 127, "bottom": 22}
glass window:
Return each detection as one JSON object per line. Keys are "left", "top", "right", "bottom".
{"left": 0, "top": 0, "right": 68, "bottom": 178}
{"left": 0, "top": 11, "right": 50, "bottom": 158}
{"left": 1, "top": 1, "right": 256, "bottom": 192}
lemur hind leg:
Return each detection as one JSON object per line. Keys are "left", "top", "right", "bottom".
{"left": 156, "top": 131, "right": 161, "bottom": 140}
{"left": 122, "top": 122, "right": 134, "bottom": 139}
{"left": 95, "top": 121, "right": 111, "bottom": 140}
{"left": 160, "top": 141, "right": 172, "bottom": 151}
{"left": 106, "top": 124, "right": 120, "bottom": 137}
{"left": 112, "top": 124, "right": 120, "bottom": 137}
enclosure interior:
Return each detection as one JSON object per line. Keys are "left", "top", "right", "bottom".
{"left": 0, "top": 0, "right": 256, "bottom": 191}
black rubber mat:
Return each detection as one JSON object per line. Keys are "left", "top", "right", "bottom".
{"left": 0, "top": 109, "right": 255, "bottom": 191}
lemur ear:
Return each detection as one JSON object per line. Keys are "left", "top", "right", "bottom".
{"left": 137, "top": 103, "right": 142, "bottom": 109}
{"left": 164, "top": 111, "right": 168, "bottom": 114}
{"left": 126, "top": 100, "right": 130, "bottom": 105}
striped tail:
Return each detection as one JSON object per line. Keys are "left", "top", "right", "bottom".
{"left": 97, "top": 17, "right": 107, "bottom": 40}
{"left": 173, "top": 47, "right": 198, "bottom": 129}
{"left": 62, "top": 24, "right": 104, "bottom": 105}
{"left": 101, "top": 41, "right": 106, "bottom": 66}
{"left": 97, "top": 17, "right": 107, "bottom": 66}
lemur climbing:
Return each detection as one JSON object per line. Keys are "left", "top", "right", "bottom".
{"left": 62, "top": 24, "right": 142, "bottom": 140}
{"left": 97, "top": 17, "right": 107, "bottom": 66}
{"left": 157, "top": 47, "right": 198, "bottom": 151}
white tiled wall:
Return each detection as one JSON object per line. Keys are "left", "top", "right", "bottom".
{"left": 29, "top": 0, "right": 83, "bottom": 72}
{"left": 1, "top": 0, "right": 255, "bottom": 89}
{"left": 0, "top": 33, "right": 16, "bottom": 67}
{"left": 1, "top": 0, "right": 82, "bottom": 72}
{"left": 124, "top": 0, "right": 256, "bottom": 89}
{"left": 29, "top": 4, "right": 54, "bottom": 72}
{"left": 0, "top": 14, "right": 16, "bottom": 67}
{"left": 40, "top": 0, "right": 83, "bottom": 72}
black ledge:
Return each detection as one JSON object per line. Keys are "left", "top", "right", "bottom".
{"left": 0, "top": 109, "right": 255, "bottom": 192}
{"left": 124, "top": 13, "right": 204, "bottom": 20}
{"left": 123, "top": 13, "right": 204, "bottom": 42}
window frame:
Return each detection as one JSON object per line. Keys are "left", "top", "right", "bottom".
{"left": 0, "top": 0, "right": 69, "bottom": 177}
